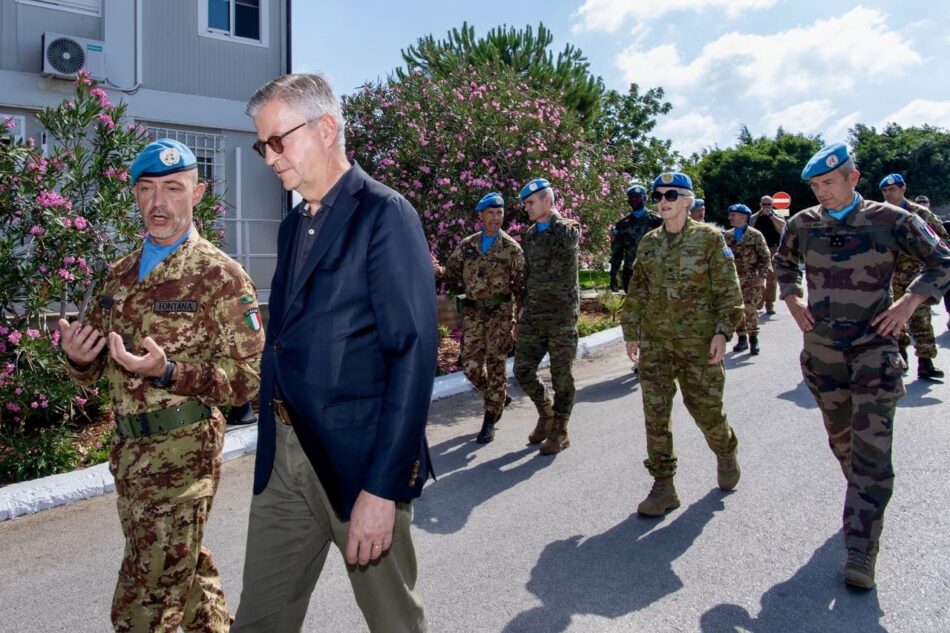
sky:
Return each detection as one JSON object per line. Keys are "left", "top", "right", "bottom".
{"left": 294, "top": 0, "right": 950, "bottom": 158}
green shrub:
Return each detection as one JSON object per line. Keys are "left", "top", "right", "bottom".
{"left": 576, "top": 313, "right": 617, "bottom": 337}
{"left": 0, "top": 424, "right": 79, "bottom": 483}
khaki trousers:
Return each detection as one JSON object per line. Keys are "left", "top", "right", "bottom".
{"left": 232, "top": 422, "right": 427, "bottom": 632}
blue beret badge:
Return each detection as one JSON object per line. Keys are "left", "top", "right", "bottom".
{"left": 519, "top": 178, "right": 551, "bottom": 201}
{"left": 878, "top": 173, "right": 905, "bottom": 189}
{"left": 626, "top": 183, "right": 647, "bottom": 195}
{"left": 802, "top": 143, "right": 850, "bottom": 180}
{"left": 652, "top": 172, "right": 693, "bottom": 191}
{"left": 131, "top": 139, "right": 198, "bottom": 184}
{"left": 475, "top": 192, "right": 504, "bottom": 213}
{"left": 727, "top": 203, "right": 752, "bottom": 216}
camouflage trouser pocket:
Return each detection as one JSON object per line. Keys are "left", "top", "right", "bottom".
{"left": 878, "top": 351, "right": 906, "bottom": 400}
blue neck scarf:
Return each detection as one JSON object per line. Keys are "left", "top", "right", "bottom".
{"left": 139, "top": 231, "right": 190, "bottom": 282}
{"left": 734, "top": 225, "right": 747, "bottom": 241}
{"left": 481, "top": 230, "right": 498, "bottom": 254}
{"left": 827, "top": 193, "right": 860, "bottom": 221}
{"left": 536, "top": 222, "right": 550, "bottom": 233}
{"left": 631, "top": 209, "right": 647, "bottom": 219}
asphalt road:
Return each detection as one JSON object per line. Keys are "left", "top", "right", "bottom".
{"left": 2, "top": 305, "right": 949, "bottom": 632}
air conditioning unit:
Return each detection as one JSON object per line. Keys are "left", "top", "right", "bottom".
{"left": 42, "top": 32, "right": 106, "bottom": 81}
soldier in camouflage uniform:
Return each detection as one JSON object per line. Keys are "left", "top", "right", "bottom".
{"left": 609, "top": 183, "right": 662, "bottom": 293}
{"left": 622, "top": 172, "right": 744, "bottom": 517}
{"left": 879, "top": 173, "right": 950, "bottom": 379}
{"left": 514, "top": 178, "right": 580, "bottom": 455}
{"left": 723, "top": 203, "right": 773, "bottom": 355}
{"left": 689, "top": 198, "right": 706, "bottom": 223}
{"left": 433, "top": 192, "right": 525, "bottom": 444}
{"left": 58, "top": 140, "right": 264, "bottom": 632}
{"left": 776, "top": 144, "right": 950, "bottom": 589}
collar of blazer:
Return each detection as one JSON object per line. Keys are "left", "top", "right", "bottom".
{"left": 281, "top": 162, "right": 368, "bottom": 321}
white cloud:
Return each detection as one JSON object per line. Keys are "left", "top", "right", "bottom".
{"left": 825, "top": 111, "right": 862, "bottom": 142}
{"left": 762, "top": 100, "right": 834, "bottom": 135}
{"left": 615, "top": 7, "right": 922, "bottom": 103}
{"left": 655, "top": 111, "right": 736, "bottom": 155}
{"left": 572, "top": 0, "right": 779, "bottom": 33}
{"left": 880, "top": 100, "right": 950, "bottom": 129}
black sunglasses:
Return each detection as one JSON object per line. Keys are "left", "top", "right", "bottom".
{"left": 651, "top": 190, "right": 686, "bottom": 202}
{"left": 253, "top": 120, "right": 310, "bottom": 158}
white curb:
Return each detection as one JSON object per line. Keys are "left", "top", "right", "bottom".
{"left": 0, "top": 326, "right": 623, "bottom": 521}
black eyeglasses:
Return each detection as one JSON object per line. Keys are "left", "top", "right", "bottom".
{"left": 253, "top": 120, "right": 310, "bottom": 158}
{"left": 651, "top": 190, "right": 685, "bottom": 202}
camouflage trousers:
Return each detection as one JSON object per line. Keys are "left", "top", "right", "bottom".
{"left": 639, "top": 337, "right": 738, "bottom": 479}
{"left": 736, "top": 283, "right": 764, "bottom": 336}
{"left": 514, "top": 316, "right": 578, "bottom": 418}
{"left": 461, "top": 309, "right": 514, "bottom": 414}
{"left": 893, "top": 277, "right": 937, "bottom": 359}
{"left": 764, "top": 245, "right": 778, "bottom": 309}
{"left": 800, "top": 340, "right": 905, "bottom": 555}
{"left": 110, "top": 416, "right": 230, "bottom": 632}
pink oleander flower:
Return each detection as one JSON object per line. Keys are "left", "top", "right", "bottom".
{"left": 26, "top": 328, "right": 40, "bottom": 339}
{"left": 58, "top": 268, "right": 76, "bottom": 281}
{"left": 14, "top": 387, "right": 23, "bottom": 395}
{"left": 63, "top": 256, "right": 76, "bottom": 265}
{"left": 5, "top": 403, "right": 21, "bottom": 413}
{"left": 96, "top": 114, "right": 115, "bottom": 130}
{"left": 3, "top": 117, "right": 15, "bottom": 129}
{"left": 29, "top": 225, "right": 46, "bottom": 236}
{"left": 7, "top": 331, "right": 22, "bottom": 345}
{"left": 73, "top": 216, "right": 89, "bottom": 230}
{"left": 51, "top": 330, "right": 61, "bottom": 347}
{"left": 37, "top": 190, "right": 71, "bottom": 208}
{"left": 89, "top": 87, "right": 114, "bottom": 109}
{"left": 74, "top": 396, "right": 88, "bottom": 407}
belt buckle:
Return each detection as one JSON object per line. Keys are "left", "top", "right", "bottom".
{"left": 272, "top": 400, "right": 293, "bottom": 426}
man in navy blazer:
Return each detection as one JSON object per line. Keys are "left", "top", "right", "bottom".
{"left": 233, "top": 74, "right": 437, "bottom": 633}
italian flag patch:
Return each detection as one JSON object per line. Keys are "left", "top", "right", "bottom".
{"left": 244, "top": 307, "right": 262, "bottom": 331}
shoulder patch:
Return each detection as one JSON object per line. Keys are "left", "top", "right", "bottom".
{"left": 722, "top": 246, "right": 734, "bottom": 260}
{"left": 910, "top": 215, "right": 941, "bottom": 249}
{"left": 240, "top": 295, "right": 256, "bottom": 305}
{"left": 244, "top": 307, "right": 262, "bottom": 331}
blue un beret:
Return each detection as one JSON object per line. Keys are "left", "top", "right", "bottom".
{"left": 692, "top": 198, "right": 705, "bottom": 210}
{"left": 475, "top": 192, "right": 504, "bottom": 212}
{"left": 879, "top": 173, "right": 905, "bottom": 189}
{"left": 652, "top": 172, "right": 693, "bottom": 191}
{"left": 801, "top": 143, "right": 850, "bottom": 180}
{"left": 130, "top": 139, "right": 197, "bottom": 184}
{"left": 728, "top": 203, "right": 752, "bottom": 216}
{"left": 519, "top": 178, "right": 551, "bottom": 202}
{"left": 626, "top": 183, "right": 647, "bottom": 195}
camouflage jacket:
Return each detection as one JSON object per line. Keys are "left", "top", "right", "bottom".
{"left": 893, "top": 198, "right": 950, "bottom": 285}
{"left": 440, "top": 230, "right": 526, "bottom": 321}
{"left": 521, "top": 211, "right": 580, "bottom": 323}
{"left": 609, "top": 211, "right": 663, "bottom": 275}
{"left": 724, "top": 225, "right": 773, "bottom": 286}
{"left": 622, "top": 217, "right": 743, "bottom": 342}
{"left": 67, "top": 230, "right": 265, "bottom": 416}
{"left": 774, "top": 196, "right": 950, "bottom": 349}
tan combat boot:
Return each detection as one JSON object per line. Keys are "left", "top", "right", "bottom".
{"left": 539, "top": 415, "right": 570, "bottom": 455}
{"left": 528, "top": 402, "right": 554, "bottom": 445}
{"left": 717, "top": 451, "right": 741, "bottom": 490}
{"left": 637, "top": 477, "right": 680, "bottom": 516}
{"left": 844, "top": 549, "right": 876, "bottom": 589}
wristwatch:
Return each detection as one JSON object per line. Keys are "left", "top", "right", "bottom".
{"left": 150, "top": 359, "right": 177, "bottom": 388}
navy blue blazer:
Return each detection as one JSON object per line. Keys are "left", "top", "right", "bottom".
{"left": 254, "top": 162, "right": 438, "bottom": 520}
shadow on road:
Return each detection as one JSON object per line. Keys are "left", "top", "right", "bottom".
{"left": 575, "top": 370, "right": 639, "bottom": 403}
{"left": 700, "top": 531, "right": 887, "bottom": 633}
{"left": 900, "top": 377, "right": 945, "bottom": 408}
{"left": 776, "top": 379, "right": 818, "bottom": 409}
{"left": 414, "top": 440, "right": 554, "bottom": 535}
{"left": 502, "top": 490, "right": 727, "bottom": 633}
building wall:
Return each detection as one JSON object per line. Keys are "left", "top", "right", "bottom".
{"left": 0, "top": 0, "right": 288, "bottom": 299}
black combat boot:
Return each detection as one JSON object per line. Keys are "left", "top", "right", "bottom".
{"left": 476, "top": 410, "right": 500, "bottom": 444}
{"left": 733, "top": 335, "right": 749, "bottom": 353}
{"left": 918, "top": 358, "right": 945, "bottom": 380}
{"left": 749, "top": 335, "right": 760, "bottom": 355}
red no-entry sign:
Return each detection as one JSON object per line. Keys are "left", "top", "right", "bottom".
{"left": 772, "top": 191, "right": 791, "bottom": 210}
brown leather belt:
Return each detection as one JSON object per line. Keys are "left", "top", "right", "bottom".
{"left": 271, "top": 399, "right": 294, "bottom": 426}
